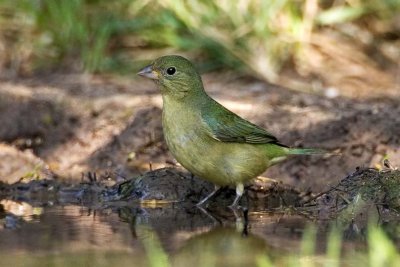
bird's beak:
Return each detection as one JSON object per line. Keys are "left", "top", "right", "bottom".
{"left": 137, "top": 64, "right": 159, "bottom": 80}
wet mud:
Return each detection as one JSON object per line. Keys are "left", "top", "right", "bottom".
{"left": 1, "top": 166, "right": 399, "bottom": 227}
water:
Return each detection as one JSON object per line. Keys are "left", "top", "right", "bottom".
{"left": 0, "top": 200, "right": 370, "bottom": 267}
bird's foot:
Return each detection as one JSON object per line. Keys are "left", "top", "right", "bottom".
{"left": 228, "top": 183, "right": 244, "bottom": 208}
{"left": 195, "top": 199, "right": 207, "bottom": 207}
{"left": 195, "top": 185, "right": 221, "bottom": 207}
{"left": 228, "top": 203, "right": 248, "bottom": 212}
{"left": 227, "top": 203, "right": 240, "bottom": 209}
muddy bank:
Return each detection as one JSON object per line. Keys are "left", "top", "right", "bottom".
{"left": 1, "top": 166, "right": 399, "bottom": 224}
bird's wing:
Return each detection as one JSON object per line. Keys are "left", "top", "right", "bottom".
{"left": 201, "top": 100, "right": 284, "bottom": 145}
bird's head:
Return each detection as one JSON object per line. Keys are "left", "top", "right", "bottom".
{"left": 137, "top": 55, "right": 204, "bottom": 98}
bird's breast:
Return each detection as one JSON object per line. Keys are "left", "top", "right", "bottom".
{"left": 162, "top": 103, "right": 215, "bottom": 172}
{"left": 162, "top": 108, "right": 206, "bottom": 156}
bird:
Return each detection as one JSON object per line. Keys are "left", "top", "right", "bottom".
{"left": 138, "top": 55, "right": 324, "bottom": 207}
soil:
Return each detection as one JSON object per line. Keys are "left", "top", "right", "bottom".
{"left": 1, "top": 71, "right": 399, "bottom": 191}
{"left": 0, "top": 31, "right": 399, "bottom": 199}
{"left": 1, "top": 166, "right": 399, "bottom": 232}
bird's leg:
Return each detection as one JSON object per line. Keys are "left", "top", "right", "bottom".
{"left": 196, "top": 185, "right": 221, "bottom": 207}
{"left": 229, "top": 183, "right": 244, "bottom": 208}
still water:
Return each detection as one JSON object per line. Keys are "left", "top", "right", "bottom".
{"left": 0, "top": 201, "right": 365, "bottom": 267}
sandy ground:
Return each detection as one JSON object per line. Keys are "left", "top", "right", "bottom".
{"left": 0, "top": 33, "right": 399, "bottom": 192}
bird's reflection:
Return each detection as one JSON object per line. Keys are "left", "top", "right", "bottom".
{"left": 171, "top": 226, "right": 268, "bottom": 267}
{"left": 121, "top": 206, "right": 274, "bottom": 267}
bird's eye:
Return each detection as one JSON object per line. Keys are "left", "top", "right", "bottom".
{"left": 166, "top": 67, "right": 176, "bottom": 75}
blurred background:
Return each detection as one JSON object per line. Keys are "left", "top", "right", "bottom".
{"left": 0, "top": 0, "right": 399, "bottom": 190}
{"left": 1, "top": 0, "right": 400, "bottom": 92}
{"left": 0, "top": 0, "right": 400, "bottom": 90}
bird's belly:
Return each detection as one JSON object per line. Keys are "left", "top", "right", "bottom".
{"left": 164, "top": 129, "right": 269, "bottom": 186}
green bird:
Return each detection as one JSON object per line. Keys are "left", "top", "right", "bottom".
{"left": 138, "top": 55, "right": 323, "bottom": 207}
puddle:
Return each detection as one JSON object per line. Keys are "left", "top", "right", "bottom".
{"left": 1, "top": 167, "right": 400, "bottom": 266}
{"left": 0, "top": 204, "right": 145, "bottom": 266}
{"left": 0, "top": 201, "right": 373, "bottom": 267}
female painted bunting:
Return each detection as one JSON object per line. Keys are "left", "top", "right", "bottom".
{"left": 138, "top": 55, "right": 323, "bottom": 207}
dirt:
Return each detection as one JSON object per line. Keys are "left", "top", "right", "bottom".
{"left": 1, "top": 72, "right": 399, "bottom": 192}
{"left": 1, "top": 166, "right": 400, "bottom": 236}
{"left": 0, "top": 31, "right": 399, "bottom": 201}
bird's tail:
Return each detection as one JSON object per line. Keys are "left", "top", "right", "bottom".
{"left": 287, "top": 148, "right": 330, "bottom": 155}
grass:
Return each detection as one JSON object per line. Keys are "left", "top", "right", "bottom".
{"left": 0, "top": 0, "right": 399, "bottom": 80}
{"left": 256, "top": 223, "right": 400, "bottom": 267}
{"left": 258, "top": 225, "right": 400, "bottom": 267}
{"left": 128, "top": 214, "right": 400, "bottom": 267}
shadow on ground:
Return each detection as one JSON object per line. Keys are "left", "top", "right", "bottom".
{"left": 0, "top": 72, "right": 399, "bottom": 192}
